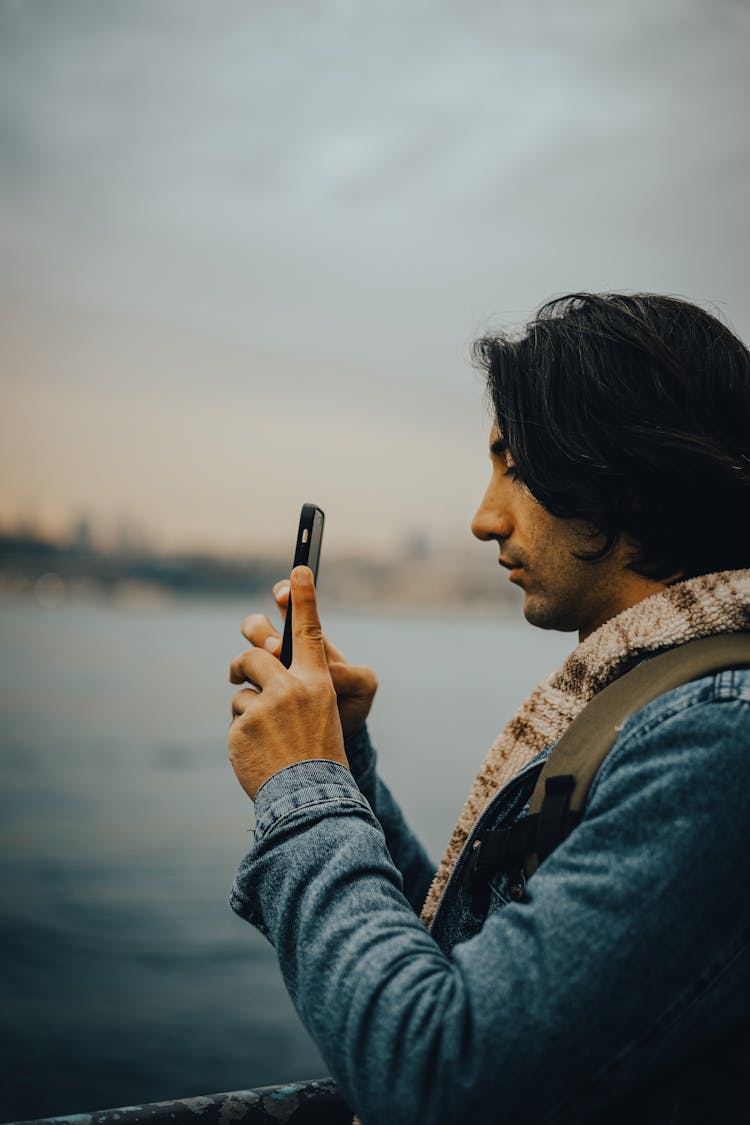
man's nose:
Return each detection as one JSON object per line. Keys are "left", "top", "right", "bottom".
{"left": 471, "top": 492, "right": 513, "bottom": 542}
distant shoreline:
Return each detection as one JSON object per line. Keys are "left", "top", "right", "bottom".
{"left": 0, "top": 531, "right": 519, "bottom": 613}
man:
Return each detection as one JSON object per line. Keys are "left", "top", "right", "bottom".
{"left": 228, "top": 293, "right": 750, "bottom": 1123}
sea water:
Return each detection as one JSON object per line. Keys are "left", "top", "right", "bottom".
{"left": 0, "top": 591, "right": 572, "bottom": 1120}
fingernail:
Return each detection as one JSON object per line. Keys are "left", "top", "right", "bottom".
{"left": 264, "top": 636, "right": 281, "bottom": 654}
{"left": 275, "top": 583, "right": 290, "bottom": 600}
{"left": 294, "top": 566, "right": 313, "bottom": 586}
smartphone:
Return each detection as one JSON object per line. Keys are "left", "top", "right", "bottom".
{"left": 280, "top": 503, "right": 325, "bottom": 667}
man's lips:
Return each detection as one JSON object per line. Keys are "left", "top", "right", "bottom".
{"left": 498, "top": 558, "right": 524, "bottom": 581}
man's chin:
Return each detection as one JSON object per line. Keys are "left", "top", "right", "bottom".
{"left": 522, "top": 594, "right": 580, "bottom": 634}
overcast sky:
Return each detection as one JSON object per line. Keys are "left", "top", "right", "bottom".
{"left": 1, "top": 0, "right": 749, "bottom": 557}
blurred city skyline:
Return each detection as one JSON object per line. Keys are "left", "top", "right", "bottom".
{"left": 2, "top": 0, "right": 749, "bottom": 560}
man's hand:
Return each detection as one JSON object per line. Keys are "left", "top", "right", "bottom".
{"left": 228, "top": 567, "right": 348, "bottom": 800}
{"left": 240, "top": 579, "right": 378, "bottom": 738}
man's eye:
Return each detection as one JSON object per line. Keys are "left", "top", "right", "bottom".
{"left": 505, "top": 464, "right": 520, "bottom": 480}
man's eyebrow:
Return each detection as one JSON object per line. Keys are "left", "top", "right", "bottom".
{"left": 490, "top": 436, "right": 508, "bottom": 457}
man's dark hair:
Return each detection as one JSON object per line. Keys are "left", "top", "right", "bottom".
{"left": 473, "top": 292, "right": 750, "bottom": 580}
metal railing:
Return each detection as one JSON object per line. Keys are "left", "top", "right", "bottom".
{"left": 6, "top": 1078, "right": 352, "bottom": 1125}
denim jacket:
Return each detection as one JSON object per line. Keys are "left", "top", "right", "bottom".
{"left": 230, "top": 668, "right": 750, "bottom": 1124}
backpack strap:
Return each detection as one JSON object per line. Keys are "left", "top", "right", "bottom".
{"left": 464, "top": 633, "right": 750, "bottom": 894}
{"left": 523, "top": 632, "right": 750, "bottom": 877}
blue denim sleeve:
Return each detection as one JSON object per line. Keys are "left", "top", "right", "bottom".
{"left": 230, "top": 687, "right": 750, "bottom": 1125}
{"left": 344, "top": 726, "right": 436, "bottom": 911}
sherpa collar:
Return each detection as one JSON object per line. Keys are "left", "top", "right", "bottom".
{"left": 420, "top": 568, "right": 750, "bottom": 929}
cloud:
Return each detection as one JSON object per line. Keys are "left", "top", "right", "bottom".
{"left": 1, "top": 0, "right": 749, "bottom": 548}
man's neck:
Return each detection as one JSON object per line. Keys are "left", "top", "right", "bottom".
{"left": 578, "top": 572, "right": 680, "bottom": 643}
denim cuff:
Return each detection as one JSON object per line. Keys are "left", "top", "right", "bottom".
{"left": 253, "top": 759, "right": 370, "bottom": 842}
{"left": 343, "top": 724, "right": 376, "bottom": 781}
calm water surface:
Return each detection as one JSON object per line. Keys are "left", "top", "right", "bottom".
{"left": 0, "top": 591, "right": 572, "bottom": 1120}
